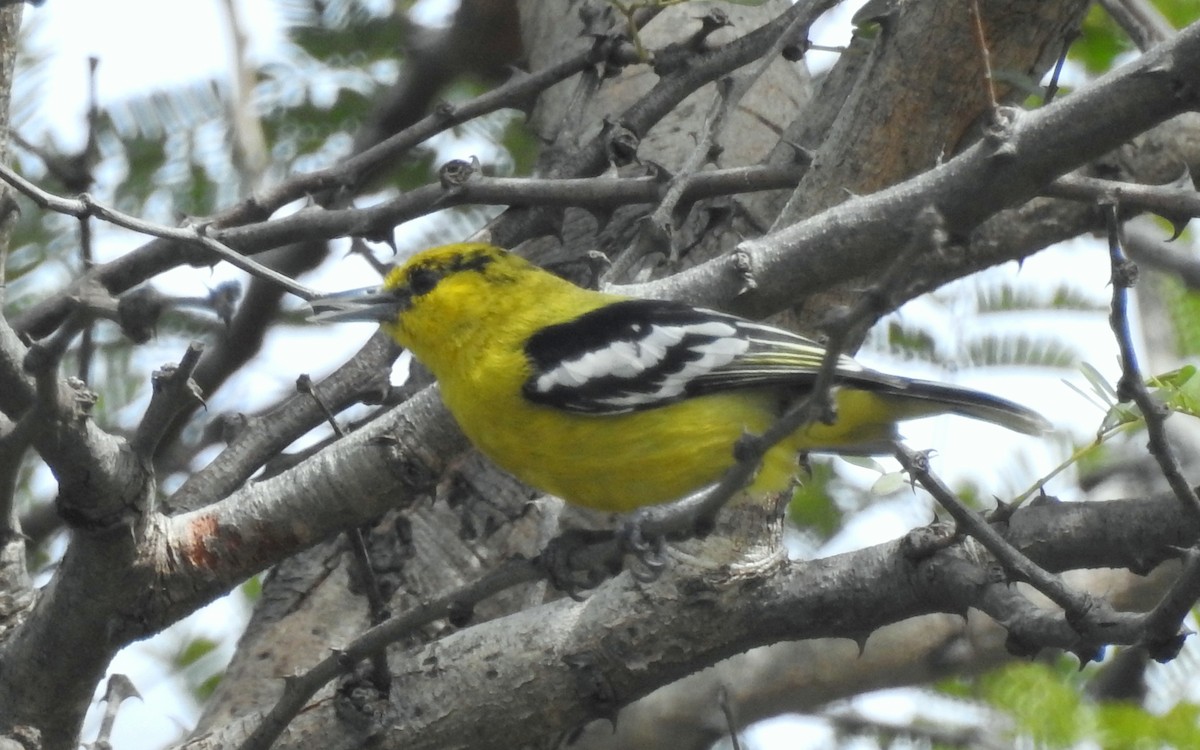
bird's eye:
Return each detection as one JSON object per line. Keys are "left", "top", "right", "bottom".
{"left": 408, "top": 267, "right": 439, "bottom": 296}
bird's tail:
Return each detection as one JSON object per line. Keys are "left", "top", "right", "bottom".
{"left": 870, "top": 377, "right": 1051, "bottom": 436}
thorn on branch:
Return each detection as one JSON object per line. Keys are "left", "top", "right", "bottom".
{"left": 987, "top": 497, "right": 1015, "bottom": 523}
{"left": 348, "top": 237, "right": 395, "bottom": 272}
{"left": 894, "top": 441, "right": 1108, "bottom": 633}
{"left": 1139, "top": 544, "right": 1200, "bottom": 661}
{"left": 1071, "top": 643, "right": 1106, "bottom": 668}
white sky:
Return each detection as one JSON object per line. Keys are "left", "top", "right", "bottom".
{"left": 29, "top": 1, "right": 281, "bottom": 147}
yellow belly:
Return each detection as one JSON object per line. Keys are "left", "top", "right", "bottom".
{"left": 442, "top": 378, "right": 901, "bottom": 512}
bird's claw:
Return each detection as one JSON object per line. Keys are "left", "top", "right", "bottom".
{"left": 619, "top": 510, "right": 668, "bottom": 582}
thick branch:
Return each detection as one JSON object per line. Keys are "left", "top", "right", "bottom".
{"left": 635, "top": 20, "right": 1200, "bottom": 318}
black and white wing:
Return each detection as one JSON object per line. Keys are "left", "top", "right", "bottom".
{"left": 521, "top": 299, "right": 864, "bottom": 414}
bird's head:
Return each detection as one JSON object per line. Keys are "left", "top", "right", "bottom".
{"left": 310, "top": 242, "right": 536, "bottom": 354}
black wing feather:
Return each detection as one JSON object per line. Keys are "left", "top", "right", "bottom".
{"left": 520, "top": 299, "right": 1049, "bottom": 434}
{"left": 521, "top": 299, "right": 862, "bottom": 414}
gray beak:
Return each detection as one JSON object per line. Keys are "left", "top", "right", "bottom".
{"left": 308, "top": 286, "right": 409, "bottom": 323}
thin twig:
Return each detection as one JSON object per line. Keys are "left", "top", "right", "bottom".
{"left": 1097, "top": 0, "right": 1175, "bottom": 51}
{"left": 0, "top": 162, "right": 320, "bottom": 301}
{"left": 1138, "top": 545, "right": 1200, "bottom": 660}
{"left": 894, "top": 443, "right": 1105, "bottom": 627}
{"left": 0, "top": 191, "right": 17, "bottom": 301}
{"left": 969, "top": 0, "right": 998, "bottom": 113}
{"left": 13, "top": 1, "right": 838, "bottom": 339}
{"left": 717, "top": 686, "right": 743, "bottom": 750}
{"left": 92, "top": 674, "right": 141, "bottom": 750}
{"left": 1042, "top": 29, "right": 1077, "bottom": 105}
{"left": 608, "top": 3, "right": 821, "bottom": 277}
{"left": 1102, "top": 203, "right": 1200, "bottom": 520}
{"left": 237, "top": 557, "right": 543, "bottom": 750}
{"left": 225, "top": 38, "right": 638, "bottom": 226}
{"left": 297, "top": 373, "right": 392, "bottom": 692}
{"left": 76, "top": 57, "right": 101, "bottom": 384}
{"left": 168, "top": 331, "right": 401, "bottom": 513}
{"left": 131, "top": 343, "right": 205, "bottom": 462}
{"left": 1046, "top": 173, "right": 1200, "bottom": 224}
{"left": 0, "top": 161, "right": 803, "bottom": 317}
{"left": 0, "top": 410, "right": 36, "bottom": 535}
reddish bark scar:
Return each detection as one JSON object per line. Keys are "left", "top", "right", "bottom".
{"left": 182, "top": 514, "right": 220, "bottom": 569}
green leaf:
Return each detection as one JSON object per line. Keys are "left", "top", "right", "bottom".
{"left": 1152, "top": 0, "right": 1200, "bottom": 29}
{"left": 787, "top": 462, "right": 842, "bottom": 537}
{"left": 1071, "top": 4, "right": 1130, "bottom": 73}
{"left": 389, "top": 148, "right": 437, "bottom": 192}
{"left": 195, "top": 672, "right": 223, "bottom": 702}
{"left": 882, "top": 320, "right": 940, "bottom": 362}
{"left": 103, "top": 80, "right": 227, "bottom": 140}
{"left": 981, "top": 662, "right": 1087, "bottom": 747}
{"left": 241, "top": 575, "right": 262, "bottom": 601}
{"left": 181, "top": 162, "right": 218, "bottom": 216}
{"left": 501, "top": 117, "right": 540, "bottom": 177}
{"left": 1149, "top": 365, "right": 1200, "bottom": 418}
{"left": 119, "top": 135, "right": 169, "bottom": 206}
{"left": 974, "top": 282, "right": 1107, "bottom": 314}
{"left": 965, "top": 334, "right": 1079, "bottom": 369}
{"left": 290, "top": 12, "right": 410, "bottom": 64}
{"left": 1096, "top": 695, "right": 1200, "bottom": 748}
{"left": 175, "top": 637, "right": 218, "bottom": 669}
{"left": 1157, "top": 274, "right": 1200, "bottom": 358}
{"left": 263, "top": 87, "right": 375, "bottom": 160}
{"left": 1078, "top": 362, "right": 1119, "bottom": 405}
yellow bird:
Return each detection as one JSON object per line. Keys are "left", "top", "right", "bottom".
{"left": 313, "top": 243, "right": 1049, "bottom": 512}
